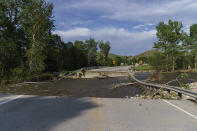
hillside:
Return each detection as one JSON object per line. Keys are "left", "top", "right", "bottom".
{"left": 108, "top": 53, "right": 120, "bottom": 59}
{"left": 134, "top": 49, "right": 158, "bottom": 58}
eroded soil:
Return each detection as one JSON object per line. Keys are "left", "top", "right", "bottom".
{"left": 0, "top": 77, "right": 142, "bottom": 98}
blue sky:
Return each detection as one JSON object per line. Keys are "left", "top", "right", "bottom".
{"left": 47, "top": 0, "right": 197, "bottom": 55}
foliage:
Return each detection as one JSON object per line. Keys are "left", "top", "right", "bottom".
{"left": 0, "top": 0, "right": 112, "bottom": 83}
{"left": 154, "top": 20, "right": 183, "bottom": 71}
{"left": 98, "top": 40, "right": 111, "bottom": 65}
{"left": 85, "top": 38, "right": 98, "bottom": 66}
{"left": 150, "top": 20, "right": 197, "bottom": 72}
{"left": 148, "top": 52, "right": 166, "bottom": 71}
{"left": 114, "top": 56, "right": 123, "bottom": 66}
{"left": 190, "top": 24, "right": 197, "bottom": 70}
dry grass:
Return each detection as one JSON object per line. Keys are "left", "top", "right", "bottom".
{"left": 149, "top": 71, "right": 163, "bottom": 82}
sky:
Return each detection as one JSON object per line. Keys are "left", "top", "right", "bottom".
{"left": 47, "top": 0, "right": 197, "bottom": 55}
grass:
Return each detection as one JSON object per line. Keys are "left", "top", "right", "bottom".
{"left": 132, "top": 65, "right": 153, "bottom": 71}
{"left": 60, "top": 70, "right": 73, "bottom": 76}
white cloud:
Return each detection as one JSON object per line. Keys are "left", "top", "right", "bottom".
{"left": 59, "top": 20, "right": 92, "bottom": 27}
{"left": 63, "top": 0, "right": 197, "bottom": 25}
{"left": 54, "top": 27, "right": 156, "bottom": 55}
{"left": 133, "top": 23, "right": 154, "bottom": 29}
{"left": 48, "top": 0, "right": 197, "bottom": 55}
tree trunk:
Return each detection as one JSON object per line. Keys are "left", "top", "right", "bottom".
{"left": 195, "top": 56, "right": 197, "bottom": 70}
{"left": 166, "top": 54, "right": 168, "bottom": 72}
{"left": 172, "top": 56, "right": 175, "bottom": 72}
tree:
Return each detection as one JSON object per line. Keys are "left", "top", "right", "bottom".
{"left": 115, "top": 56, "right": 123, "bottom": 66}
{"left": 190, "top": 24, "right": 197, "bottom": 70}
{"left": 180, "top": 32, "right": 193, "bottom": 69}
{"left": 20, "top": 0, "right": 54, "bottom": 73}
{"left": 98, "top": 40, "right": 111, "bottom": 65}
{"left": 148, "top": 52, "right": 166, "bottom": 71}
{"left": 85, "top": 38, "right": 98, "bottom": 66}
{"left": 73, "top": 40, "right": 88, "bottom": 69}
{"left": 0, "top": 0, "right": 25, "bottom": 78}
{"left": 44, "top": 34, "right": 63, "bottom": 72}
{"left": 154, "top": 21, "right": 170, "bottom": 71}
{"left": 0, "top": 0, "right": 116, "bottom": 82}
{"left": 154, "top": 20, "right": 183, "bottom": 71}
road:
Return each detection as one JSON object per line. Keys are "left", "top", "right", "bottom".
{"left": 90, "top": 66, "right": 130, "bottom": 72}
{"left": 0, "top": 95, "right": 197, "bottom": 131}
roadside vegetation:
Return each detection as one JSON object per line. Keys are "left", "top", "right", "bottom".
{"left": 149, "top": 20, "right": 197, "bottom": 72}
{"left": 1, "top": 0, "right": 197, "bottom": 87}
{"left": 130, "top": 20, "right": 197, "bottom": 90}
{"left": 0, "top": 0, "right": 118, "bottom": 85}
{"left": 131, "top": 20, "right": 197, "bottom": 73}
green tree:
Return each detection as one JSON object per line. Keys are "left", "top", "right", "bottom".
{"left": 0, "top": 0, "right": 25, "bottom": 78}
{"left": 98, "top": 40, "right": 111, "bottom": 65}
{"left": 115, "top": 56, "right": 123, "bottom": 66}
{"left": 20, "top": 0, "right": 54, "bottom": 73}
{"left": 190, "top": 24, "right": 197, "bottom": 70}
{"left": 73, "top": 40, "right": 88, "bottom": 69}
{"left": 154, "top": 20, "right": 183, "bottom": 71}
{"left": 180, "top": 32, "right": 193, "bottom": 69}
{"left": 85, "top": 38, "right": 98, "bottom": 66}
{"left": 148, "top": 52, "right": 167, "bottom": 71}
{"left": 44, "top": 34, "right": 63, "bottom": 72}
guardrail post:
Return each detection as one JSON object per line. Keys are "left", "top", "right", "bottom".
{"left": 129, "top": 71, "right": 197, "bottom": 102}
{"left": 178, "top": 92, "right": 182, "bottom": 99}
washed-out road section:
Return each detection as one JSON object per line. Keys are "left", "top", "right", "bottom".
{"left": 0, "top": 66, "right": 197, "bottom": 131}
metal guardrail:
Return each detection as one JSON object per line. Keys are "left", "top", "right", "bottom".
{"left": 128, "top": 70, "right": 197, "bottom": 101}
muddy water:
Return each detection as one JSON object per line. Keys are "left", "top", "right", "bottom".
{"left": 0, "top": 76, "right": 143, "bottom": 98}
{"left": 157, "top": 72, "right": 197, "bottom": 87}
{"left": 50, "top": 77, "right": 142, "bottom": 98}
{"left": 135, "top": 72, "right": 152, "bottom": 80}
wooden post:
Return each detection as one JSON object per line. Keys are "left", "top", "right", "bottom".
{"left": 178, "top": 92, "right": 182, "bottom": 99}
{"left": 167, "top": 89, "right": 170, "bottom": 93}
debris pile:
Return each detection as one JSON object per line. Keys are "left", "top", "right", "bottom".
{"left": 189, "top": 82, "right": 197, "bottom": 92}
{"left": 136, "top": 85, "right": 179, "bottom": 100}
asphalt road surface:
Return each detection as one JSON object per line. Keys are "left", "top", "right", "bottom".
{"left": 0, "top": 95, "right": 197, "bottom": 131}
{"left": 90, "top": 66, "right": 130, "bottom": 72}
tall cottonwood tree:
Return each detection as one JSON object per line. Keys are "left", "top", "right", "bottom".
{"left": 85, "top": 38, "right": 98, "bottom": 66}
{"left": 154, "top": 20, "right": 183, "bottom": 71}
{"left": 20, "top": 0, "right": 54, "bottom": 73}
{"left": 154, "top": 21, "right": 170, "bottom": 71}
{"left": 98, "top": 40, "right": 111, "bottom": 65}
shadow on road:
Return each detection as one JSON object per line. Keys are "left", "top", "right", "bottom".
{"left": 0, "top": 96, "right": 98, "bottom": 131}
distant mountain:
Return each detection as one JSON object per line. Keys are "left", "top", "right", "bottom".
{"left": 134, "top": 49, "right": 158, "bottom": 58}
{"left": 98, "top": 50, "right": 157, "bottom": 60}
{"left": 108, "top": 53, "right": 120, "bottom": 59}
